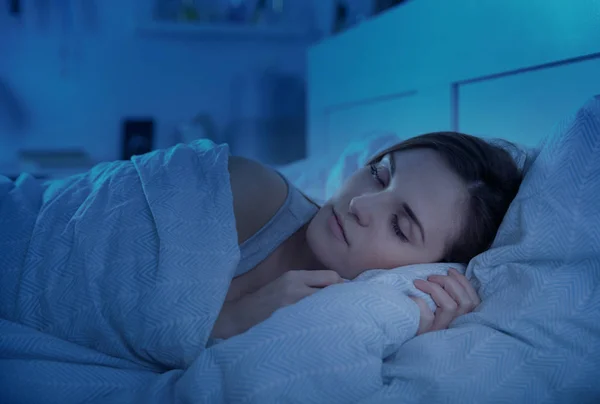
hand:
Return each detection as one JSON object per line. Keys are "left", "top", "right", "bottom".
{"left": 211, "top": 270, "right": 344, "bottom": 339}
{"left": 409, "top": 268, "right": 481, "bottom": 336}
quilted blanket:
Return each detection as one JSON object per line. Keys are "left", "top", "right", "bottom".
{"left": 0, "top": 139, "right": 451, "bottom": 403}
{"left": 0, "top": 141, "right": 240, "bottom": 372}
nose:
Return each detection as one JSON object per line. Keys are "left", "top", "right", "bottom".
{"left": 348, "top": 193, "right": 378, "bottom": 227}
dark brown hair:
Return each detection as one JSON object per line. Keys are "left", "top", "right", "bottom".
{"left": 368, "top": 131, "right": 522, "bottom": 263}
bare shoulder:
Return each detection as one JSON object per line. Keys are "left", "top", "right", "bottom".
{"left": 228, "top": 156, "right": 288, "bottom": 245}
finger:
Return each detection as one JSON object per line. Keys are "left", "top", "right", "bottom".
{"left": 298, "top": 270, "right": 343, "bottom": 288}
{"left": 431, "top": 310, "right": 456, "bottom": 331}
{"left": 409, "top": 296, "right": 431, "bottom": 315}
{"left": 414, "top": 280, "right": 458, "bottom": 312}
{"left": 427, "top": 275, "right": 473, "bottom": 315}
{"left": 302, "top": 286, "right": 322, "bottom": 298}
{"left": 283, "top": 283, "right": 324, "bottom": 305}
{"left": 448, "top": 268, "right": 481, "bottom": 305}
{"left": 414, "top": 280, "right": 458, "bottom": 331}
{"left": 409, "top": 296, "right": 434, "bottom": 335}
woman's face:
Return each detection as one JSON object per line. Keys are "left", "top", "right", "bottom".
{"left": 306, "top": 148, "right": 468, "bottom": 279}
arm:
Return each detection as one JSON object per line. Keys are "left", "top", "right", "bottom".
{"left": 0, "top": 280, "right": 417, "bottom": 404}
{"left": 201, "top": 281, "right": 421, "bottom": 403}
{"left": 203, "top": 268, "right": 481, "bottom": 402}
{"left": 1, "top": 270, "right": 480, "bottom": 404}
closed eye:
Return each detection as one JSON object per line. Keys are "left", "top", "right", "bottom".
{"left": 371, "top": 163, "right": 409, "bottom": 242}
{"left": 392, "top": 214, "right": 409, "bottom": 242}
{"left": 370, "top": 164, "right": 386, "bottom": 187}
{"left": 403, "top": 203, "right": 425, "bottom": 244}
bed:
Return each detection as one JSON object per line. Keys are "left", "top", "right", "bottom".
{"left": 276, "top": 96, "right": 600, "bottom": 403}
{"left": 265, "top": 2, "right": 600, "bottom": 399}
{"left": 1, "top": 0, "right": 599, "bottom": 401}
{"left": 1, "top": 95, "right": 599, "bottom": 403}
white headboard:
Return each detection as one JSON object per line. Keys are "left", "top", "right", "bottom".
{"left": 307, "top": 0, "right": 600, "bottom": 158}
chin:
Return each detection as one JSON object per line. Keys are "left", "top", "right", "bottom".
{"left": 307, "top": 235, "right": 357, "bottom": 280}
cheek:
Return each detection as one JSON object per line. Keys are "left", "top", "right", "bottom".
{"left": 358, "top": 240, "right": 405, "bottom": 269}
{"left": 344, "top": 236, "right": 401, "bottom": 273}
{"left": 306, "top": 211, "right": 360, "bottom": 276}
{"left": 306, "top": 211, "right": 340, "bottom": 260}
{"left": 306, "top": 211, "right": 323, "bottom": 241}
{"left": 355, "top": 235, "right": 438, "bottom": 269}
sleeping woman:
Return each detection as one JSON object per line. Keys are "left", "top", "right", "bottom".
{"left": 212, "top": 131, "right": 522, "bottom": 339}
{"left": 0, "top": 131, "right": 523, "bottom": 402}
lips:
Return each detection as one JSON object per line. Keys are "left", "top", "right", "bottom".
{"left": 333, "top": 208, "right": 349, "bottom": 245}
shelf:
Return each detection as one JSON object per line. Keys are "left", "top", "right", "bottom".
{"left": 137, "top": 21, "right": 315, "bottom": 41}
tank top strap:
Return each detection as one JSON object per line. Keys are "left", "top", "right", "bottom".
{"left": 235, "top": 173, "right": 319, "bottom": 277}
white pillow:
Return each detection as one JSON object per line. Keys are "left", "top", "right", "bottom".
{"left": 364, "top": 95, "right": 600, "bottom": 403}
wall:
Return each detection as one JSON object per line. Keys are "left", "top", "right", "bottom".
{"left": 0, "top": 0, "right": 312, "bottom": 172}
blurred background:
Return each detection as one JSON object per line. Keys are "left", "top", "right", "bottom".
{"left": 0, "top": 0, "right": 598, "bottom": 179}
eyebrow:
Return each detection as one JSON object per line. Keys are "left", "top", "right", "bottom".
{"left": 389, "top": 154, "right": 425, "bottom": 244}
